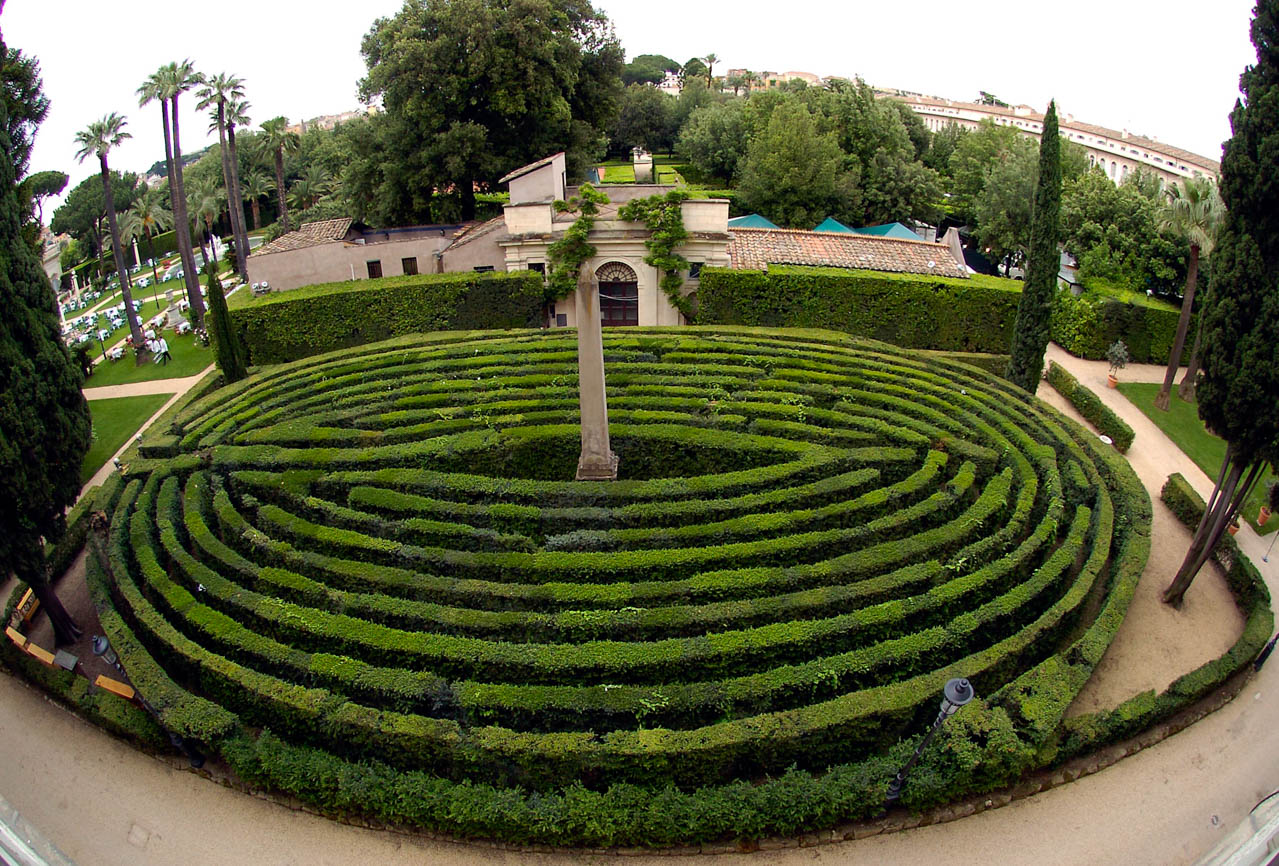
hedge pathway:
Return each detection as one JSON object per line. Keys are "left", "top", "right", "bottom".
{"left": 2, "top": 341, "right": 1276, "bottom": 865}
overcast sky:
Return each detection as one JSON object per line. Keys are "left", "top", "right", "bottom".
{"left": 2, "top": 0, "right": 1260, "bottom": 219}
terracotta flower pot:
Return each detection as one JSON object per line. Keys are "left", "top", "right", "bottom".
{"left": 1106, "top": 374, "right": 1118, "bottom": 389}
{"left": 1228, "top": 522, "right": 1240, "bottom": 536}
{"left": 1260, "top": 506, "right": 1272, "bottom": 526}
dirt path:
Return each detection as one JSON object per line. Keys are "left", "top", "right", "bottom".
{"left": 3, "top": 344, "right": 1277, "bottom": 865}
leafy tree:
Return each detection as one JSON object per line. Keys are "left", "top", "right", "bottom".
{"left": 737, "top": 100, "right": 857, "bottom": 228}
{"left": 676, "top": 98, "right": 750, "bottom": 182}
{"left": 19, "top": 169, "right": 66, "bottom": 225}
{"left": 359, "top": 0, "right": 623, "bottom": 221}
{"left": 887, "top": 99, "right": 932, "bottom": 160}
{"left": 288, "top": 164, "right": 332, "bottom": 211}
{"left": 75, "top": 113, "right": 147, "bottom": 355}
{"left": 621, "top": 53, "right": 679, "bottom": 86}
{"left": 259, "top": 116, "right": 300, "bottom": 231}
{"left": 123, "top": 184, "right": 172, "bottom": 289}
{"left": 50, "top": 171, "right": 139, "bottom": 273}
{"left": 138, "top": 61, "right": 205, "bottom": 327}
{"left": 701, "top": 53, "right": 718, "bottom": 88}
{"left": 0, "top": 34, "right": 93, "bottom": 645}
{"left": 1005, "top": 101, "right": 1061, "bottom": 392}
{"left": 608, "top": 84, "right": 676, "bottom": 156}
{"left": 1164, "top": 1, "right": 1279, "bottom": 606}
{"left": 973, "top": 139, "right": 1037, "bottom": 268}
{"left": 948, "top": 119, "right": 1025, "bottom": 223}
{"left": 196, "top": 72, "right": 251, "bottom": 276}
{"left": 922, "top": 121, "right": 967, "bottom": 177}
{"left": 204, "top": 262, "right": 246, "bottom": 382}
{"left": 681, "top": 57, "right": 708, "bottom": 86}
{"left": 2, "top": 45, "right": 47, "bottom": 179}
{"left": 1153, "top": 177, "right": 1222, "bottom": 410}
{"left": 977, "top": 91, "right": 1010, "bottom": 107}
{"left": 187, "top": 174, "right": 225, "bottom": 263}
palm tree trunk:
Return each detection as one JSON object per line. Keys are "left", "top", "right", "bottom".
{"left": 226, "top": 121, "right": 250, "bottom": 274}
{"left": 146, "top": 227, "right": 162, "bottom": 307}
{"left": 250, "top": 198, "right": 261, "bottom": 230}
{"left": 214, "top": 108, "right": 243, "bottom": 275}
{"left": 170, "top": 94, "right": 206, "bottom": 328}
{"left": 1178, "top": 314, "right": 1206, "bottom": 402}
{"left": 1155, "top": 244, "right": 1199, "bottom": 411}
{"left": 99, "top": 156, "right": 146, "bottom": 360}
{"left": 274, "top": 149, "right": 290, "bottom": 232}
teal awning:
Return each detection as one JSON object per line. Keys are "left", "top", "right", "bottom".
{"left": 728, "top": 213, "right": 781, "bottom": 229}
{"left": 851, "top": 222, "right": 920, "bottom": 241}
{"left": 813, "top": 217, "right": 854, "bottom": 233}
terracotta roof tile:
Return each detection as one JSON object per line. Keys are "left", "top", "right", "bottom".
{"left": 727, "top": 228, "right": 966, "bottom": 278}
{"left": 252, "top": 218, "right": 353, "bottom": 257}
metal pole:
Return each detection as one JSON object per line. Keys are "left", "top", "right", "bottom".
{"left": 885, "top": 708, "right": 949, "bottom": 805}
{"left": 1263, "top": 530, "right": 1278, "bottom": 562}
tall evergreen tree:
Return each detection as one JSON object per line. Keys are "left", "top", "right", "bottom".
{"left": 204, "top": 262, "right": 246, "bottom": 382}
{"left": 1164, "top": 0, "right": 1279, "bottom": 606}
{"left": 0, "top": 36, "right": 93, "bottom": 645}
{"left": 1005, "top": 101, "right": 1061, "bottom": 392}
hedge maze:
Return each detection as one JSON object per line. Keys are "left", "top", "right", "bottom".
{"left": 96, "top": 326, "right": 1153, "bottom": 845}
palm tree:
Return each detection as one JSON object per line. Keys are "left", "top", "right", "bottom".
{"left": 125, "top": 185, "right": 173, "bottom": 303}
{"left": 288, "top": 164, "right": 331, "bottom": 212}
{"left": 1154, "top": 177, "right": 1223, "bottom": 410}
{"left": 138, "top": 61, "right": 205, "bottom": 327}
{"left": 225, "top": 96, "right": 253, "bottom": 262}
{"left": 743, "top": 70, "right": 760, "bottom": 93}
{"left": 187, "top": 176, "right": 225, "bottom": 265}
{"left": 703, "top": 53, "right": 718, "bottom": 88}
{"left": 240, "top": 169, "right": 274, "bottom": 230}
{"left": 196, "top": 72, "right": 250, "bottom": 276}
{"left": 74, "top": 113, "right": 147, "bottom": 359}
{"left": 260, "top": 116, "right": 300, "bottom": 232}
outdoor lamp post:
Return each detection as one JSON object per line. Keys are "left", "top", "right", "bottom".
{"left": 884, "top": 677, "right": 975, "bottom": 808}
{"left": 91, "top": 635, "right": 118, "bottom": 667}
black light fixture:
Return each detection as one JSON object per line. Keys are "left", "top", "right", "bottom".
{"left": 91, "top": 635, "right": 118, "bottom": 667}
{"left": 884, "top": 677, "right": 975, "bottom": 807}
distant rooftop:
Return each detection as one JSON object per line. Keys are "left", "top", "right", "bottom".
{"left": 727, "top": 227, "right": 965, "bottom": 278}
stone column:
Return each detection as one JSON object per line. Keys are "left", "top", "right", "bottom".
{"left": 575, "top": 265, "right": 618, "bottom": 481}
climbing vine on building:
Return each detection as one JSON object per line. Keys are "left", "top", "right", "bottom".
{"left": 619, "top": 189, "right": 694, "bottom": 318}
{"left": 546, "top": 184, "right": 610, "bottom": 300}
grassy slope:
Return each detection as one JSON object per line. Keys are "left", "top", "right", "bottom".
{"left": 81, "top": 393, "right": 174, "bottom": 482}
{"left": 1118, "top": 381, "right": 1276, "bottom": 534}
{"left": 83, "top": 332, "right": 214, "bottom": 388}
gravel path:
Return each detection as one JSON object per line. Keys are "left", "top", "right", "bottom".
{"left": 3, "top": 344, "right": 1275, "bottom": 866}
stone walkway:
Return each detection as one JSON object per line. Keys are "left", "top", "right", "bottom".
{"left": 3, "top": 345, "right": 1277, "bottom": 866}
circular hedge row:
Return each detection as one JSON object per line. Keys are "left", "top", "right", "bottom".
{"left": 95, "top": 326, "right": 1151, "bottom": 846}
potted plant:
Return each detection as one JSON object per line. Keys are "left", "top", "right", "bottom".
{"left": 1228, "top": 517, "right": 1241, "bottom": 536}
{"left": 1106, "top": 339, "right": 1129, "bottom": 388}
{"left": 1260, "top": 480, "right": 1278, "bottom": 526}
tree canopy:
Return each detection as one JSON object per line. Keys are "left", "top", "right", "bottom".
{"left": 358, "top": 0, "right": 624, "bottom": 221}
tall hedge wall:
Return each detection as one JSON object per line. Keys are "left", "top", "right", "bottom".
{"left": 227, "top": 271, "right": 545, "bottom": 365}
{"left": 698, "top": 266, "right": 1190, "bottom": 364}
{"left": 697, "top": 266, "right": 1022, "bottom": 353}
{"left": 1050, "top": 291, "right": 1191, "bottom": 364}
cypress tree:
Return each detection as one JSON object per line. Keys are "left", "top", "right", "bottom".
{"left": 1005, "top": 101, "right": 1062, "bottom": 393}
{"left": 0, "top": 37, "right": 93, "bottom": 644}
{"left": 204, "top": 262, "right": 247, "bottom": 382}
{"left": 1164, "top": 0, "right": 1279, "bottom": 606}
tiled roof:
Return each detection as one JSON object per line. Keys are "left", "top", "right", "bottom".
{"left": 251, "top": 219, "right": 354, "bottom": 256}
{"left": 499, "top": 152, "right": 564, "bottom": 184}
{"left": 727, "top": 228, "right": 966, "bottom": 278}
{"left": 444, "top": 216, "right": 507, "bottom": 250}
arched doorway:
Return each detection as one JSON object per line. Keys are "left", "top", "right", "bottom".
{"left": 596, "top": 261, "right": 638, "bottom": 327}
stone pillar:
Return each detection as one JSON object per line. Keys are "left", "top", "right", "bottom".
{"left": 132, "top": 237, "right": 142, "bottom": 269}
{"left": 575, "top": 265, "right": 618, "bottom": 481}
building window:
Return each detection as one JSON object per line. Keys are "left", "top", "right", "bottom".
{"left": 689, "top": 262, "right": 703, "bottom": 279}
{"left": 528, "top": 262, "right": 545, "bottom": 274}
{"left": 596, "top": 261, "right": 639, "bottom": 327}
{"left": 402, "top": 257, "right": 418, "bottom": 276}
{"left": 473, "top": 265, "right": 495, "bottom": 273}
{"left": 366, "top": 260, "right": 382, "bottom": 279}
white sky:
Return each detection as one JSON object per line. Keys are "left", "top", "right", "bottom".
{"left": 2, "top": 0, "right": 1259, "bottom": 218}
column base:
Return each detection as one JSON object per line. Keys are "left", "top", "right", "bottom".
{"left": 576, "top": 450, "right": 619, "bottom": 481}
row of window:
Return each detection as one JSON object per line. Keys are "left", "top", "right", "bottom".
{"left": 365, "top": 257, "right": 419, "bottom": 279}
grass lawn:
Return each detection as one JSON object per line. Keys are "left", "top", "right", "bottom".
{"left": 598, "top": 164, "right": 636, "bottom": 183}
{"left": 81, "top": 393, "right": 174, "bottom": 482}
{"left": 83, "top": 331, "right": 215, "bottom": 388}
{"left": 1118, "top": 381, "right": 1277, "bottom": 534}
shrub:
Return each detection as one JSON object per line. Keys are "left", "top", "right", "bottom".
{"left": 1043, "top": 362, "right": 1135, "bottom": 452}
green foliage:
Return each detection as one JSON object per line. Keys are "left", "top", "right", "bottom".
{"left": 1050, "top": 290, "right": 1190, "bottom": 363}
{"left": 676, "top": 98, "right": 750, "bottom": 183}
{"left": 546, "top": 183, "right": 610, "bottom": 300}
{"left": 622, "top": 53, "right": 681, "bottom": 86}
{"left": 1044, "top": 362, "right": 1135, "bottom": 452}
{"left": 227, "top": 271, "right": 544, "bottom": 364}
{"left": 205, "top": 262, "right": 247, "bottom": 382}
{"left": 698, "top": 266, "right": 1023, "bottom": 352}
{"left": 607, "top": 84, "right": 677, "bottom": 157}
{"left": 617, "top": 188, "right": 693, "bottom": 317}
{"left": 737, "top": 100, "right": 857, "bottom": 228}
{"left": 1006, "top": 102, "right": 1062, "bottom": 392}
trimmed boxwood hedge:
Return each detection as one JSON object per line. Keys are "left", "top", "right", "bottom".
{"left": 1050, "top": 291, "right": 1190, "bottom": 364}
{"left": 40, "top": 325, "right": 1275, "bottom": 847}
{"left": 1043, "top": 361, "right": 1135, "bottom": 452}
{"left": 227, "top": 271, "right": 544, "bottom": 365}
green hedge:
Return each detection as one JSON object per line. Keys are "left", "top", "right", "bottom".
{"left": 697, "top": 266, "right": 1023, "bottom": 353}
{"left": 1043, "top": 362, "right": 1135, "bottom": 453}
{"left": 227, "top": 272, "right": 545, "bottom": 365}
{"left": 1050, "top": 291, "right": 1191, "bottom": 364}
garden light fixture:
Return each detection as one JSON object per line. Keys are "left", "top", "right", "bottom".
{"left": 884, "top": 677, "right": 975, "bottom": 807}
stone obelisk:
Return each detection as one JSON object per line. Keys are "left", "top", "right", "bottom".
{"left": 575, "top": 265, "right": 618, "bottom": 480}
